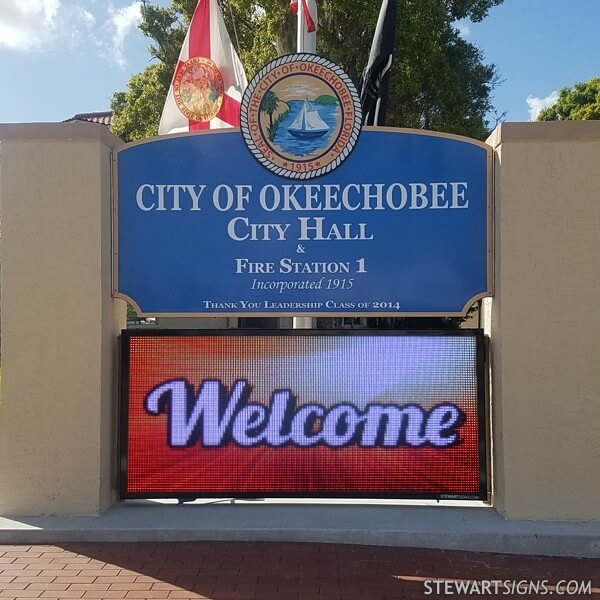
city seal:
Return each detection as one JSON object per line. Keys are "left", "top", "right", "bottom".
{"left": 240, "top": 53, "right": 362, "bottom": 179}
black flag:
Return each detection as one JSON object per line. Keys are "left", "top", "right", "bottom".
{"left": 360, "top": 0, "right": 398, "bottom": 126}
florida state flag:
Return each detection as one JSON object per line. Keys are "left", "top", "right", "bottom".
{"left": 158, "top": 0, "right": 247, "bottom": 134}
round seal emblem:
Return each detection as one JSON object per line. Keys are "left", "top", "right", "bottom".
{"left": 241, "top": 54, "right": 362, "bottom": 179}
{"left": 173, "top": 57, "right": 225, "bottom": 123}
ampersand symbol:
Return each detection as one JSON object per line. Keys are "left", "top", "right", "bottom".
{"left": 296, "top": 245, "right": 306, "bottom": 254}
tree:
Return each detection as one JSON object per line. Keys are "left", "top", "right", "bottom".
{"left": 260, "top": 90, "right": 280, "bottom": 130}
{"left": 111, "top": 0, "right": 503, "bottom": 142}
{"left": 538, "top": 77, "right": 600, "bottom": 121}
{"left": 111, "top": 64, "right": 171, "bottom": 141}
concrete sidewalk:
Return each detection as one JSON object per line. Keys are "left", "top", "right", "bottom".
{"left": 2, "top": 504, "right": 600, "bottom": 558}
{"left": 0, "top": 542, "right": 598, "bottom": 600}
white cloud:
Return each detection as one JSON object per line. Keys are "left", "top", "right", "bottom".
{"left": 104, "top": 1, "right": 142, "bottom": 67}
{"left": 0, "top": 0, "right": 61, "bottom": 50}
{"left": 526, "top": 91, "right": 559, "bottom": 121}
{"left": 61, "top": 4, "right": 96, "bottom": 46}
{"left": 455, "top": 19, "right": 471, "bottom": 39}
{"left": 0, "top": 1, "right": 141, "bottom": 67}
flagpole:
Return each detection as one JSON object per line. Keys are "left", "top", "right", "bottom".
{"left": 297, "top": 0, "right": 304, "bottom": 52}
{"left": 296, "top": 0, "right": 317, "bottom": 54}
{"left": 293, "top": 1, "right": 315, "bottom": 330}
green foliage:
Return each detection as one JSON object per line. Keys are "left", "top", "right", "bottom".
{"left": 260, "top": 89, "right": 284, "bottom": 139}
{"left": 313, "top": 94, "right": 337, "bottom": 105}
{"left": 111, "top": 0, "right": 503, "bottom": 142}
{"left": 316, "top": 0, "right": 502, "bottom": 138}
{"left": 111, "top": 64, "right": 171, "bottom": 140}
{"left": 538, "top": 77, "right": 600, "bottom": 121}
{"left": 260, "top": 90, "right": 280, "bottom": 120}
{"left": 266, "top": 106, "right": 290, "bottom": 141}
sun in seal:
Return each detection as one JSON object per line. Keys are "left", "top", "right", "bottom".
{"left": 173, "top": 57, "right": 225, "bottom": 123}
{"left": 241, "top": 54, "right": 362, "bottom": 179}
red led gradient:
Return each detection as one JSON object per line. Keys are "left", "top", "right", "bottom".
{"left": 124, "top": 334, "right": 484, "bottom": 499}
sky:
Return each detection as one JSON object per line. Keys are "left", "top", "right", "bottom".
{"left": 0, "top": 0, "right": 599, "bottom": 126}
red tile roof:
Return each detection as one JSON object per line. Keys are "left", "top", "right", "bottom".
{"left": 64, "top": 111, "right": 113, "bottom": 126}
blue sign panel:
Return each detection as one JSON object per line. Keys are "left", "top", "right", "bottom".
{"left": 114, "top": 129, "right": 492, "bottom": 315}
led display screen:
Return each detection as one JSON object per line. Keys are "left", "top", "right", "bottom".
{"left": 120, "top": 330, "right": 488, "bottom": 500}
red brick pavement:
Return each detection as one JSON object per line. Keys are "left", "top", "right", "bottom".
{"left": 0, "top": 542, "right": 598, "bottom": 600}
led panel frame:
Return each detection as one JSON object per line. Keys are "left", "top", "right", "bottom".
{"left": 119, "top": 329, "right": 489, "bottom": 501}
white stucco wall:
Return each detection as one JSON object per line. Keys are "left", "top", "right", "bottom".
{"left": 487, "top": 121, "right": 600, "bottom": 521}
{"left": 0, "top": 123, "right": 126, "bottom": 516}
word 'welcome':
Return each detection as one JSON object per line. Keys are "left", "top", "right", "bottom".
{"left": 145, "top": 380, "right": 465, "bottom": 449}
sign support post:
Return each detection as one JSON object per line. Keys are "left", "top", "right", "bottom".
{"left": 294, "top": 2, "right": 317, "bottom": 329}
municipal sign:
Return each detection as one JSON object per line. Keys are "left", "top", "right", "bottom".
{"left": 114, "top": 127, "right": 492, "bottom": 316}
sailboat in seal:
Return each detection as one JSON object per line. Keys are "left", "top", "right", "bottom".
{"left": 288, "top": 100, "right": 330, "bottom": 139}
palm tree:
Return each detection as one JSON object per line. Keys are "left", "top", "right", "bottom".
{"left": 260, "top": 91, "right": 280, "bottom": 130}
